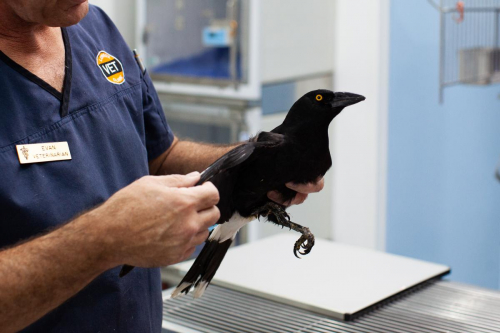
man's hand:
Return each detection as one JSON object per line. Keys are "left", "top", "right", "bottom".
{"left": 0, "top": 172, "right": 219, "bottom": 333}
{"left": 267, "top": 177, "right": 325, "bottom": 206}
{"left": 91, "top": 172, "right": 220, "bottom": 268}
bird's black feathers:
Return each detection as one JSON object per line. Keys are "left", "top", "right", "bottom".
{"left": 120, "top": 90, "right": 365, "bottom": 292}
{"left": 174, "top": 237, "right": 232, "bottom": 297}
{"left": 199, "top": 132, "right": 286, "bottom": 186}
{"left": 200, "top": 133, "right": 286, "bottom": 223}
{"left": 171, "top": 89, "right": 365, "bottom": 298}
{"left": 197, "top": 143, "right": 256, "bottom": 185}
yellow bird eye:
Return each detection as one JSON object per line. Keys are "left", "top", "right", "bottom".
{"left": 316, "top": 94, "right": 323, "bottom": 101}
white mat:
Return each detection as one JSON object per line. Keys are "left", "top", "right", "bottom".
{"left": 170, "top": 234, "right": 450, "bottom": 320}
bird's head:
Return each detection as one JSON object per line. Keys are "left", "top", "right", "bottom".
{"left": 284, "top": 89, "right": 365, "bottom": 127}
{"left": 302, "top": 89, "right": 365, "bottom": 118}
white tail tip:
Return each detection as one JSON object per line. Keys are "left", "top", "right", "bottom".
{"left": 193, "top": 281, "right": 209, "bottom": 298}
{"left": 171, "top": 282, "right": 192, "bottom": 298}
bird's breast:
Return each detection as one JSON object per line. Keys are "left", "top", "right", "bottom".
{"left": 234, "top": 141, "right": 330, "bottom": 201}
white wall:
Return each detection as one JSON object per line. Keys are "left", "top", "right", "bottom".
{"left": 331, "top": 0, "right": 389, "bottom": 250}
{"left": 89, "top": 0, "right": 136, "bottom": 48}
{"left": 260, "top": 0, "right": 335, "bottom": 84}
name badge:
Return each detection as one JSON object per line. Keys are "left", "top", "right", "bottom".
{"left": 16, "top": 142, "right": 72, "bottom": 164}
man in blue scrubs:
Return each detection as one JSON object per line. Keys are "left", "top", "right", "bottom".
{"left": 0, "top": 1, "right": 324, "bottom": 332}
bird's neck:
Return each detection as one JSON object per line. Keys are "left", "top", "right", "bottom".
{"left": 283, "top": 116, "right": 331, "bottom": 136}
{"left": 284, "top": 121, "right": 331, "bottom": 151}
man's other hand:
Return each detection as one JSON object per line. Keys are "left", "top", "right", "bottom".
{"left": 267, "top": 177, "right": 325, "bottom": 206}
{"left": 91, "top": 172, "right": 220, "bottom": 268}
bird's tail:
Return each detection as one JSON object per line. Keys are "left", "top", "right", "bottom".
{"left": 171, "top": 226, "right": 233, "bottom": 298}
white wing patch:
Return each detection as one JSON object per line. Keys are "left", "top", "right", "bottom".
{"left": 209, "top": 213, "right": 253, "bottom": 243}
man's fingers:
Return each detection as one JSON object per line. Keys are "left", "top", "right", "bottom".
{"left": 267, "top": 191, "right": 308, "bottom": 206}
{"left": 268, "top": 177, "right": 324, "bottom": 205}
{"left": 155, "top": 172, "right": 201, "bottom": 188}
{"left": 286, "top": 177, "right": 324, "bottom": 194}
{"left": 267, "top": 191, "right": 293, "bottom": 206}
{"left": 191, "top": 229, "right": 210, "bottom": 246}
{"left": 190, "top": 182, "right": 220, "bottom": 210}
{"left": 197, "top": 205, "right": 220, "bottom": 229}
{"left": 267, "top": 190, "right": 286, "bottom": 205}
{"left": 289, "top": 193, "right": 308, "bottom": 206}
{"left": 154, "top": 174, "right": 219, "bottom": 210}
{"left": 181, "top": 247, "right": 197, "bottom": 261}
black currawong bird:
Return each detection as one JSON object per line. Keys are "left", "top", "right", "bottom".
{"left": 120, "top": 90, "right": 365, "bottom": 297}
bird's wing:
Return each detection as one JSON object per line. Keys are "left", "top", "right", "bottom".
{"left": 253, "top": 131, "right": 285, "bottom": 143}
{"left": 197, "top": 143, "right": 256, "bottom": 185}
{"left": 197, "top": 132, "right": 285, "bottom": 186}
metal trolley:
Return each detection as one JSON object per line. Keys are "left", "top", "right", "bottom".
{"left": 162, "top": 281, "right": 500, "bottom": 333}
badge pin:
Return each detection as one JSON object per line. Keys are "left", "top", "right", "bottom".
{"left": 16, "top": 142, "right": 72, "bottom": 164}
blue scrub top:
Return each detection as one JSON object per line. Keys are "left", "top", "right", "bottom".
{"left": 0, "top": 6, "right": 174, "bottom": 333}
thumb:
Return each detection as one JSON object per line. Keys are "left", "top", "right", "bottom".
{"left": 157, "top": 172, "right": 200, "bottom": 188}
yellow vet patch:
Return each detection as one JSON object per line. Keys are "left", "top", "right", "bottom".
{"left": 96, "top": 51, "right": 125, "bottom": 85}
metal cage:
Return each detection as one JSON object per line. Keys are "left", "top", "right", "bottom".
{"left": 428, "top": 0, "right": 500, "bottom": 102}
{"left": 142, "top": 0, "right": 249, "bottom": 88}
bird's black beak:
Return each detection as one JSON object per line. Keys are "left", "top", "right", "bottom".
{"left": 330, "top": 92, "right": 366, "bottom": 108}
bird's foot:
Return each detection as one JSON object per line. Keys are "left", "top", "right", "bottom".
{"left": 253, "top": 202, "right": 290, "bottom": 222}
{"left": 252, "top": 202, "right": 315, "bottom": 257}
{"left": 293, "top": 227, "right": 315, "bottom": 258}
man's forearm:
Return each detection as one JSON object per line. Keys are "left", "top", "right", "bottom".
{"left": 151, "top": 137, "right": 238, "bottom": 176}
{"left": 0, "top": 211, "right": 114, "bottom": 333}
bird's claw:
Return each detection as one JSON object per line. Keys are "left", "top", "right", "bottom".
{"left": 293, "top": 228, "right": 315, "bottom": 258}
{"left": 252, "top": 202, "right": 314, "bottom": 258}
